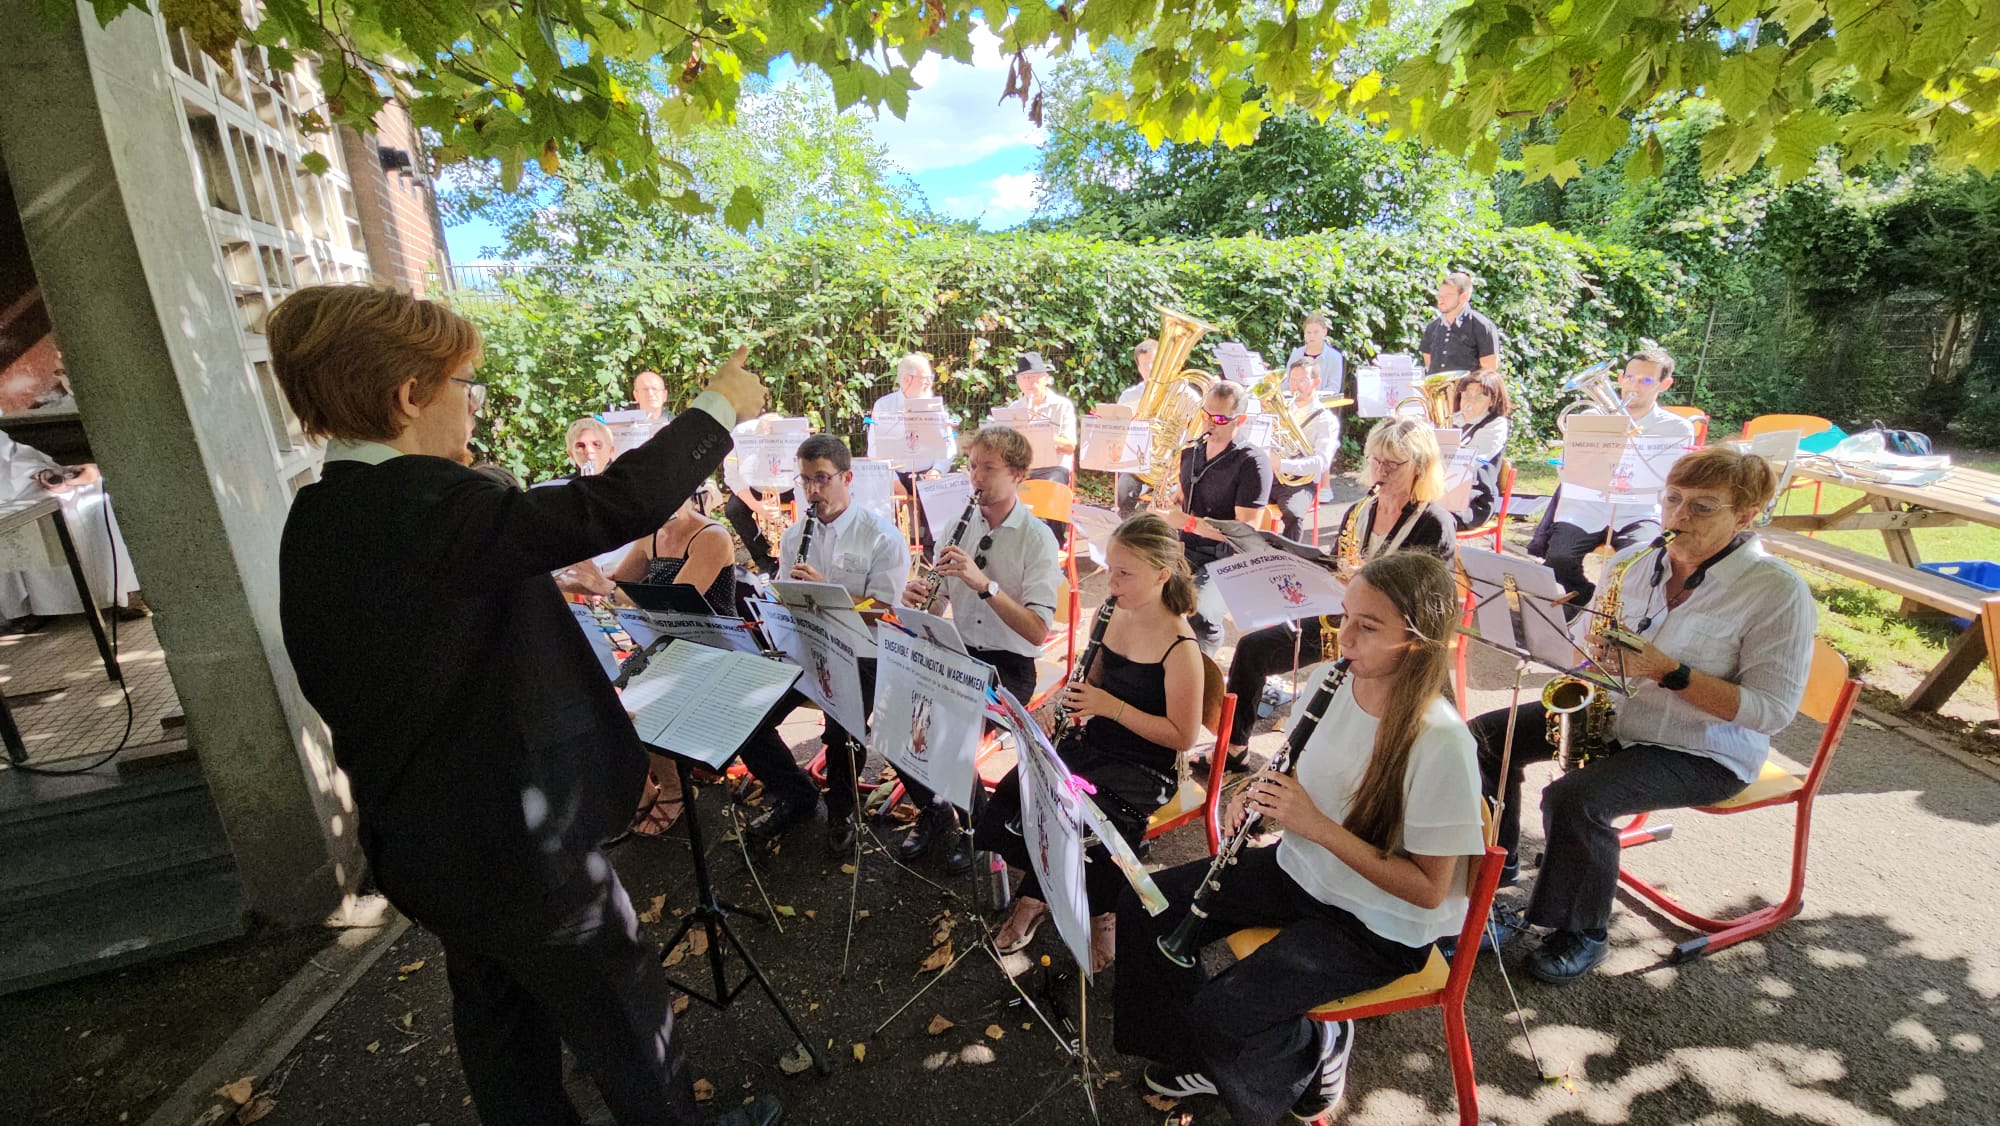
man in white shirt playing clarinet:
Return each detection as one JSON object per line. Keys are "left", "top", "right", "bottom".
{"left": 1268, "top": 357, "right": 1340, "bottom": 543}
{"left": 740, "top": 434, "right": 911, "bottom": 856}
{"left": 896, "top": 425, "right": 1063, "bottom": 872}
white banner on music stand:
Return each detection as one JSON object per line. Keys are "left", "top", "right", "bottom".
{"left": 1205, "top": 551, "right": 1346, "bottom": 632}
{"left": 1239, "top": 413, "right": 1277, "bottom": 448}
{"left": 1458, "top": 547, "right": 1583, "bottom": 670}
{"left": 614, "top": 608, "right": 762, "bottom": 655}
{"left": 1214, "top": 341, "right": 1266, "bottom": 383}
{"left": 850, "top": 458, "right": 901, "bottom": 529}
{"left": 570, "top": 603, "right": 621, "bottom": 679}
{"left": 996, "top": 687, "right": 1093, "bottom": 976}
{"left": 602, "top": 409, "right": 666, "bottom": 454}
{"left": 755, "top": 601, "right": 869, "bottom": 737}
{"left": 887, "top": 604, "right": 969, "bottom": 655}
{"left": 1079, "top": 416, "right": 1152, "bottom": 473}
{"left": 1356, "top": 358, "right": 1423, "bottom": 418}
{"left": 868, "top": 397, "right": 954, "bottom": 472}
{"left": 874, "top": 630, "right": 992, "bottom": 813}
{"left": 1560, "top": 415, "right": 1687, "bottom": 502}
{"left": 737, "top": 431, "right": 809, "bottom": 490}
{"left": 915, "top": 472, "right": 976, "bottom": 543}
{"left": 988, "top": 407, "right": 1060, "bottom": 470}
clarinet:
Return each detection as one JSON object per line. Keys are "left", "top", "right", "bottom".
{"left": 1050, "top": 597, "right": 1116, "bottom": 750}
{"left": 1157, "top": 658, "right": 1352, "bottom": 967}
{"left": 792, "top": 505, "right": 817, "bottom": 577}
{"left": 918, "top": 492, "right": 982, "bottom": 612}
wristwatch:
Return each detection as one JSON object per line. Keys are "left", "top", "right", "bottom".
{"left": 1660, "top": 663, "right": 1693, "bottom": 691}
{"left": 978, "top": 579, "right": 999, "bottom": 601}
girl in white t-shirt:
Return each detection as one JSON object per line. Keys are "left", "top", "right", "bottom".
{"left": 1112, "top": 551, "right": 1485, "bottom": 1125}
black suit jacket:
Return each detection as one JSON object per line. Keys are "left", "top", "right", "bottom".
{"left": 279, "top": 409, "right": 731, "bottom": 937}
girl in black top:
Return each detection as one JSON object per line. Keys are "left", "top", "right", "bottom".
{"left": 975, "top": 514, "right": 1205, "bottom": 971}
{"left": 1220, "top": 420, "right": 1457, "bottom": 765}
{"left": 610, "top": 485, "right": 736, "bottom": 616}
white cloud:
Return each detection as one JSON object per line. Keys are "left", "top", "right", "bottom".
{"left": 865, "top": 28, "right": 1049, "bottom": 173}
{"left": 987, "top": 172, "right": 1040, "bottom": 216}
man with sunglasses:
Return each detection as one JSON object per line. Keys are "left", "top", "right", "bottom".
{"left": 895, "top": 425, "right": 1062, "bottom": 870}
{"left": 1159, "top": 381, "right": 1274, "bottom": 654}
{"left": 1532, "top": 348, "right": 1696, "bottom": 612}
{"left": 740, "top": 434, "right": 910, "bottom": 855}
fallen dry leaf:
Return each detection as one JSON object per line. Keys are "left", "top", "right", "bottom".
{"left": 1142, "top": 1093, "right": 1182, "bottom": 1112}
{"left": 693, "top": 1079, "right": 715, "bottom": 1102}
{"left": 364, "top": 1041, "right": 381, "bottom": 1054}
{"left": 851, "top": 1043, "right": 867, "bottom": 1064}
{"left": 216, "top": 1077, "right": 254, "bottom": 1105}
{"left": 777, "top": 1044, "right": 814, "bottom": 1076}
{"left": 638, "top": 895, "right": 666, "bottom": 924}
{"left": 671, "top": 995, "right": 690, "bottom": 1016}
{"left": 774, "top": 905, "right": 797, "bottom": 918}
{"left": 804, "top": 909, "right": 817, "bottom": 921}
{"left": 401, "top": 1011, "right": 414, "bottom": 1029}
{"left": 922, "top": 1050, "right": 954, "bottom": 1071}
{"left": 983, "top": 1024, "right": 1004, "bottom": 1041}
{"left": 918, "top": 943, "right": 954, "bottom": 973}
{"left": 688, "top": 930, "right": 709, "bottom": 957}
{"left": 840, "top": 863, "right": 857, "bottom": 875}
{"left": 235, "top": 1096, "right": 277, "bottom": 1124}
{"left": 958, "top": 1043, "right": 996, "bottom": 1065}
{"left": 856, "top": 909, "right": 871, "bottom": 920}
{"left": 925, "top": 1014, "right": 954, "bottom": 1036}
{"left": 397, "top": 959, "right": 426, "bottom": 975}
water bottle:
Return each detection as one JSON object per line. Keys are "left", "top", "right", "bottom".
{"left": 974, "top": 849, "right": 1012, "bottom": 913}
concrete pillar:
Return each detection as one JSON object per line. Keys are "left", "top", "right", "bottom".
{"left": 0, "top": 2, "right": 357, "bottom": 922}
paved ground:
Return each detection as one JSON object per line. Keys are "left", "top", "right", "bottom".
{"left": 239, "top": 587, "right": 2000, "bottom": 1126}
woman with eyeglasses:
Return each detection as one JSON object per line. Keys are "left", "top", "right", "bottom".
{"left": 894, "top": 426, "right": 1064, "bottom": 873}
{"left": 1215, "top": 419, "right": 1457, "bottom": 772}
{"left": 1469, "top": 446, "right": 1816, "bottom": 985}
{"left": 551, "top": 417, "right": 629, "bottom": 599}
{"left": 1156, "top": 381, "right": 1275, "bottom": 655}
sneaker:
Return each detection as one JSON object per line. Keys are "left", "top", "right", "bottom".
{"left": 825, "top": 813, "right": 857, "bottom": 856}
{"left": 1144, "top": 1063, "right": 1218, "bottom": 1099}
{"left": 1526, "top": 929, "right": 1609, "bottom": 985}
{"left": 1437, "top": 903, "right": 1529, "bottom": 959}
{"left": 1317, "top": 1019, "right": 1355, "bottom": 1109}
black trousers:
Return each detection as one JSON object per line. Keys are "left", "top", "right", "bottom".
{"left": 1222, "top": 619, "right": 1335, "bottom": 748}
{"left": 1115, "top": 472, "right": 1146, "bottom": 519}
{"left": 972, "top": 743, "right": 1171, "bottom": 916}
{"left": 1186, "top": 546, "right": 1229, "bottom": 654}
{"left": 438, "top": 865, "right": 696, "bottom": 1126}
{"left": 1269, "top": 480, "right": 1318, "bottom": 544}
{"left": 723, "top": 488, "right": 793, "bottom": 577}
{"left": 1537, "top": 519, "right": 1659, "bottom": 615}
{"left": 1113, "top": 847, "right": 1429, "bottom": 1126}
{"left": 1469, "top": 703, "right": 1747, "bottom": 932}
{"left": 902, "top": 647, "right": 1038, "bottom": 813}
{"left": 737, "top": 659, "right": 878, "bottom": 819}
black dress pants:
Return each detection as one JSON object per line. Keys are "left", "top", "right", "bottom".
{"left": 1469, "top": 703, "right": 1748, "bottom": 932}
{"left": 1222, "top": 619, "right": 1334, "bottom": 748}
{"left": 1113, "top": 847, "right": 1429, "bottom": 1126}
{"left": 1269, "top": 479, "right": 1318, "bottom": 544}
{"left": 737, "top": 659, "right": 878, "bottom": 818}
{"left": 438, "top": 865, "right": 696, "bottom": 1126}
{"left": 1538, "top": 519, "right": 1659, "bottom": 615}
{"left": 902, "top": 647, "right": 1037, "bottom": 813}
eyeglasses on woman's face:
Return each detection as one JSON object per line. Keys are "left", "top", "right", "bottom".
{"left": 1661, "top": 491, "right": 1734, "bottom": 519}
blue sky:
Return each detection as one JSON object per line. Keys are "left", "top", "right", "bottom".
{"left": 444, "top": 31, "right": 1048, "bottom": 264}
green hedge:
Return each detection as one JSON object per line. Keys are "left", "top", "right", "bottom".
{"left": 456, "top": 225, "right": 1687, "bottom": 481}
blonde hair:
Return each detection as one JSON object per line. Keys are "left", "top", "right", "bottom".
{"left": 565, "top": 418, "right": 617, "bottom": 465}
{"left": 1365, "top": 418, "right": 1446, "bottom": 504}
{"left": 266, "top": 285, "right": 482, "bottom": 442}
{"left": 1343, "top": 552, "right": 1459, "bottom": 853}
{"left": 1111, "top": 513, "right": 1197, "bottom": 616}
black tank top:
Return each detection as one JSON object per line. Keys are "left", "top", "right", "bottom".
{"left": 642, "top": 522, "right": 735, "bottom": 615}
{"left": 1080, "top": 635, "right": 1194, "bottom": 776}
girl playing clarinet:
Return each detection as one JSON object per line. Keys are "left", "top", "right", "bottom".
{"left": 976, "top": 513, "right": 1204, "bottom": 971}
{"left": 1114, "top": 552, "right": 1484, "bottom": 1125}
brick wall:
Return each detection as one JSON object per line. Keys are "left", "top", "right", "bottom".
{"left": 338, "top": 100, "right": 450, "bottom": 298}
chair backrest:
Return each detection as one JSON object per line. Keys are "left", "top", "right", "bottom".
{"left": 1200, "top": 653, "right": 1227, "bottom": 735}
{"left": 1798, "top": 638, "right": 1850, "bottom": 725}
{"left": 1743, "top": 413, "right": 1834, "bottom": 441}
{"left": 1665, "top": 405, "right": 1710, "bottom": 447}
{"left": 1019, "top": 479, "right": 1074, "bottom": 524}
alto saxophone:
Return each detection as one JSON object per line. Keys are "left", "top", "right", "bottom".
{"left": 1544, "top": 531, "right": 1676, "bottom": 770}
{"left": 916, "top": 492, "right": 981, "bottom": 613}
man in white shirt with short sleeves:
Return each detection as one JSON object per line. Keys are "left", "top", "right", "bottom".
{"left": 1269, "top": 358, "right": 1340, "bottom": 543}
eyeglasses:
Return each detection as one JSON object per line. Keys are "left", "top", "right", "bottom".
{"left": 1622, "top": 375, "right": 1662, "bottom": 387}
{"left": 1367, "top": 454, "right": 1410, "bottom": 472}
{"left": 1204, "top": 411, "right": 1240, "bottom": 425}
{"left": 451, "top": 377, "right": 488, "bottom": 415}
{"left": 1662, "top": 492, "right": 1734, "bottom": 518}
{"left": 794, "top": 472, "right": 842, "bottom": 489}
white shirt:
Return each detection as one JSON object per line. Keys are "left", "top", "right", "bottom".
{"left": 1277, "top": 403, "right": 1340, "bottom": 484}
{"left": 1555, "top": 405, "right": 1695, "bottom": 534}
{"left": 1008, "top": 391, "right": 1078, "bottom": 472}
{"left": 778, "top": 500, "right": 910, "bottom": 606}
{"left": 1277, "top": 686, "right": 1485, "bottom": 947}
{"left": 868, "top": 391, "right": 957, "bottom": 476}
{"left": 935, "top": 498, "right": 1061, "bottom": 658}
{"left": 1590, "top": 535, "right": 1817, "bottom": 783}
{"left": 1451, "top": 412, "right": 1511, "bottom": 463}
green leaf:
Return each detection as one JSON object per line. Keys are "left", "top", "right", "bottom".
{"left": 1768, "top": 108, "right": 1841, "bottom": 182}
{"left": 723, "top": 186, "right": 764, "bottom": 232}
{"left": 299, "top": 151, "right": 330, "bottom": 175}
{"left": 1712, "top": 44, "right": 1784, "bottom": 119}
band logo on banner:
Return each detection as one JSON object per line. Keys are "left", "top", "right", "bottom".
{"left": 756, "top": 602, "right": 868, "bottom": 737}
{"left": 873, "top": 631, "right": 992, "bottom": 812}
{"left": 1205, "top": 551, "right": 1346, "bottom": 631}
{"left": 1078, "top": 415, "right": 1151, "bottom": 473}
{"left": 735, "top": 428, "right": 811, "bottom": 490}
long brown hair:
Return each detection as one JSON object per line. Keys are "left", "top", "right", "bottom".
{"left": 1343, "top": 551, "right": 1459, "bottom": 853}
{"left": 1111, "top": 513, "right": 1198, "bottom": 616}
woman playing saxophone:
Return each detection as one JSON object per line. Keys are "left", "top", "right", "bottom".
{"left": 1468, "top": 446, "right": 1817, "bottom": 986}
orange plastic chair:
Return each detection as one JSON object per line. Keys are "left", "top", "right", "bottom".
{"left": 1454, "top": 458, "right": 1516, "bottom": 555}
{"left": 1224, "top": 843, "right": 1509, "bottom": 1125}
{"left": 1145, "top": 656, "right": 1238, "bottom": 855}
{"left": 1741, "top": 414, "right": 1835, "bottom": 517}
{"left": 1615, "top": 639, "right": 1861, "bottom": 963}
{"left": 1664, "top": 404, "right": 1710, "bottom": 448}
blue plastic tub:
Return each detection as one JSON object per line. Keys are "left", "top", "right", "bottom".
{"left": 1916, "top": 560, "right": 2000, "bottom": 628}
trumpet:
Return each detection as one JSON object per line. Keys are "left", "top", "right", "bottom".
{"left": 916, "top": 492, "right": 981, "bottom": 613}
{"left": 1158, "top": 659, "right": 1352, "bottom": 967}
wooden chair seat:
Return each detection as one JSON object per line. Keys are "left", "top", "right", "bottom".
{"left": 1702, "top": 761, "right": 1803, "bottom": 812}
{"left": 1227, "top": 929, "right": 1452, "bottom": 1011}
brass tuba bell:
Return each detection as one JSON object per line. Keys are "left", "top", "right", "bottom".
{"left": 1132, "top": 307, "right": 1219, "bottom": 501}
{"left": 1250, "top": 371, "right": 1322, "bottom": 487}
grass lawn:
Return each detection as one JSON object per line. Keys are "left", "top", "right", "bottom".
{"left": 1508, "top": 443, "right": 2000, "bottom": 738}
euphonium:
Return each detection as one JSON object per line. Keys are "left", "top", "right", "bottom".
{"left": 1249, "top": 372, "right": 1320, "bottom": 487}
{"left": 1133, "top": 307, "right": 1219, "bottom": 503}
{"left": 916, "top": 492, "right": 981, "bottom": 613}
{"left": 1546, "top": 530, "right": 1676, "bottom": 770}
{"left": 1555, "top": 360, "right": 1639, "bottom": 435}
{"left": 1158, "top": 659, "right": 1352, "bottom": 967}
{"left": 1394, "top": 371, "right": 1459, "bottom": 428}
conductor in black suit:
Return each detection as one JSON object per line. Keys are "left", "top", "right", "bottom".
{"left": 268, "top": 285, "right": 780, "bottom": 1126}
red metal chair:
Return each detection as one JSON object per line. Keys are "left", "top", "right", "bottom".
{"left": 1145, "top": 655, "right": 1237, "bottom": 856}
{"left": 1741, "top": 414, "right": 1835, "bottom": 519}
{"left": 1615, "top": 639, "right": 1861, "bottom": 963}
{"left": 1664, "top": 404, "right": 1710, "bottom": 448}
{"left": 1224, "top": 842, "right": 1509, "bottom": 1125}
{"left": 1453, "top": 458, "right": 1516, "bottom": 555}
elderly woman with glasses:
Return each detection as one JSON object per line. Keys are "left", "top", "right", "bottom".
{"left": 1215, "top": 419, "right": 1457, "bottom": 771}
{"left": 1469, "top": 445, "right": 1816, "bottom": 986}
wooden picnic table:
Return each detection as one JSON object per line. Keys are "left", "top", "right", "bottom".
{"left": 1766, "top": 461, "right": 2000, "bottom": 716}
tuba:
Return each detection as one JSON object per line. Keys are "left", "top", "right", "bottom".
{"left": 1556, "top": 361, "right": 1637, "bottom": 434}
{"left": 1394, "top": 371, "right": 1460, "bottom": 428}
{"left": 1133, "top": 307, "right": 1219, "bottom": 502}
{"left": 1249, "top": 372, "right": 1321, "bottom": 487}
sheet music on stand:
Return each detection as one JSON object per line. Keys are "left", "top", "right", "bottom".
{"left": 1213, "top": 341, "right": 1266, "bottom": 383}
{"left": 766, "top": 579, "right": 877, "bottom": 655}
{"left": 620, "top": 642, "right": 801, "bottom": 769}
{"left": 1456, "top": 547, "right": 1629, "bottom": 694}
